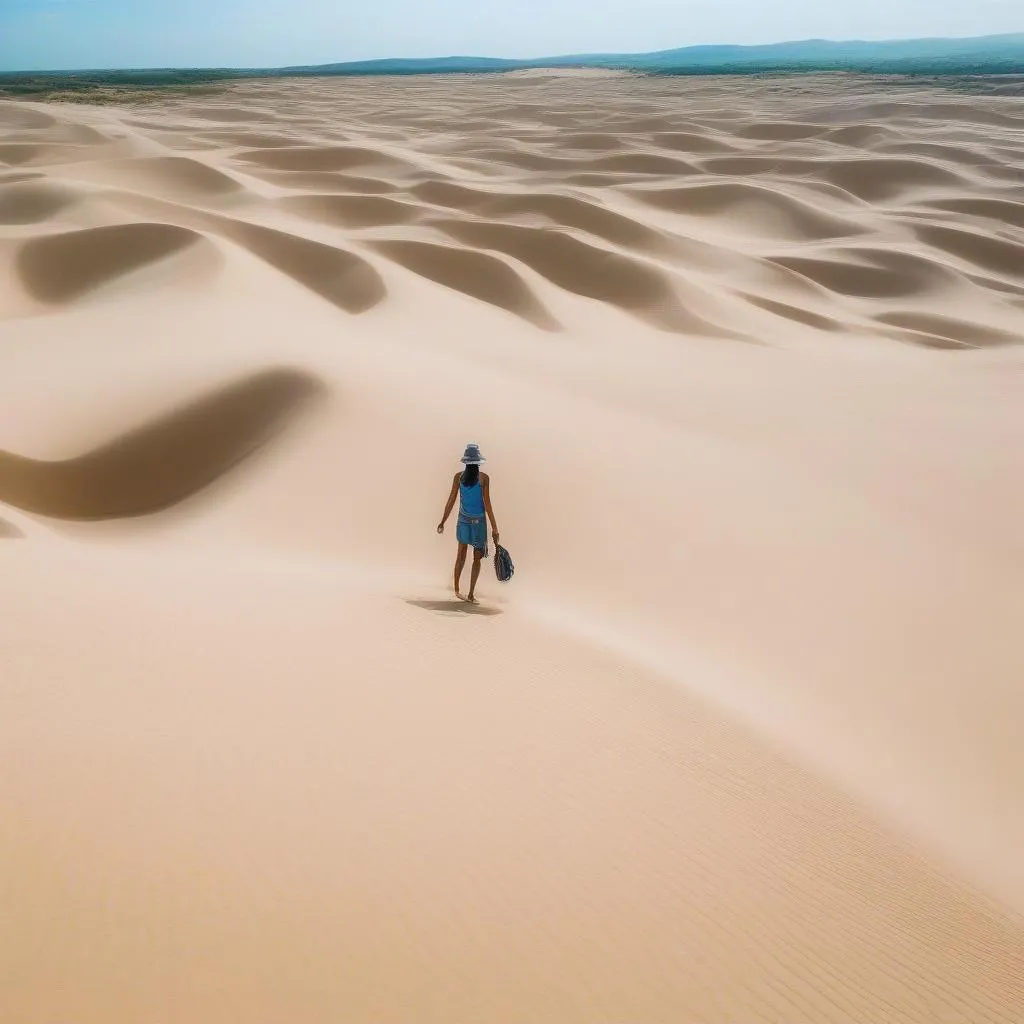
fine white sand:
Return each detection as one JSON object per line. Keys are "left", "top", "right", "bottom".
{"left": 1, "top": 73, "right": 1023, "bottom": 1023}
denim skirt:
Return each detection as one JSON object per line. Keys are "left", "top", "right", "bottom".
{"left": 456, "top": 510, "right": 488, "bottom": 554}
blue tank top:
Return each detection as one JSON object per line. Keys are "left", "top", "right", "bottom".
{"left": 459, "top": 479, "right": 484, "bottom": 516}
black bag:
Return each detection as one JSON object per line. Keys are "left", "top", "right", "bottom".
{"left": 493, "top": 543, "right": 514, "bottom": 583}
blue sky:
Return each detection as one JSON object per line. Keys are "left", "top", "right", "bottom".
{"left": 0, "top": 0, "right": 1019, "bottom": 72}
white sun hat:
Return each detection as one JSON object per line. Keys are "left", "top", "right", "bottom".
{"left": 460, "top": 443, "right": 486, "bottom": 465}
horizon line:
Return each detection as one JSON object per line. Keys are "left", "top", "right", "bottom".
{"left": 2, "top": 29, "right": 1022, "bottom": 76}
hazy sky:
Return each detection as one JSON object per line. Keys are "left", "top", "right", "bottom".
{"left": 0, "top": 0, "right": 1019, "bottom": 72}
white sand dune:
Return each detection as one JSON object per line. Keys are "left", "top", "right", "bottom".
{"left": 1, "top": 72, "right": 1023, "bottom": 1022}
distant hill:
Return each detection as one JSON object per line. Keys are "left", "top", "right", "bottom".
{"left": 295, "top": 33, "right": 1024, "bottom": 77}
{"left": 2, "top": 33, "right": 1022, "bottom": 93}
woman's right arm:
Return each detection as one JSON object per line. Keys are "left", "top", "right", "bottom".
{"left": 482, "top": 475, "right": 499, "bottom": 543}
{"left": 437, "top": 474, "right": 459, "bottom": 533}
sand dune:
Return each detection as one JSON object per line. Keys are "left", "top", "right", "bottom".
{"left": 648, "top": 129, "right": 738, "bottom": 152}
{"left": 0, "top": 169, "right": 45, "bottom": 184}
{"left": 735, "top": 120, "right": 829, "bottom": 141}
{"left": 0, "top": 369, "right": 324, "bottom": 518}
{"left": 768, "top": 248, "right": 959, "bottom": 299}
{"left": 206, "top": 216, "right": 389, "bottom": 313}
{"left": 623, "top": 180, "right": 869, "bottom": 239}
{"left": 919, "top": 195, "right": 1024, "bottom": 228}
{"left": 366, "top": 238, "right": 561, "bottom": 329}
{"left": 740, "top": 292, "right": 843, "bottom": 331}
{"left": 0, "top": 142, "right": 48, "bottom": 165}
{"left": 874, "top": 310, "right": 1020, "bottom": 347}
{"left": 0, "top": 179, "right": 79, "bottom": 224}
{"left": 280, "top": 193, "right": 424, "bottom": 228}
{"left": 416, "top": 183, "right": 678, "bottom": 254}
{"left": 236, "top": 143, "right": 422, "bottom": 176}
{"left": 1, "top": 73, "right": 1023, "bottom": 1023}
{"left": 825, "top": 155, "right": 974, "bottom": 200}
{"left": 0, "top": 102, "right": 58, "bottom": 130}
{"left": 0, "top": 514, "right": 23, "bottom": 538}
{"left": 247, "top": 169, "right": 403, "bottom": 192}
{"left": 911, "top": 222, "right": 1024, "bottom": 277}
{"left": 182, "top": 104, "right": 283, "bottom": 122}
{"left": 430, "top": 216, "right": 733, "bottom": 334}
{"left": 85, "top": 155, "right": 247, "bottom": 197}
{"left": 16, "top": 222, "right": 214, "bottom": 303}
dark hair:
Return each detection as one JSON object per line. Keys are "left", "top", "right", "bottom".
{"left": 460, "top": 463, "right": 480, "bottom": 487}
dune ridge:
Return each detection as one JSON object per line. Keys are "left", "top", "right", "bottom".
{"left": 1, "top": 74, "right": 1022, "bottom": 1023}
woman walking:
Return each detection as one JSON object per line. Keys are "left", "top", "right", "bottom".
{"left": 437, "top": 443, "right": 499, "bottom": 603}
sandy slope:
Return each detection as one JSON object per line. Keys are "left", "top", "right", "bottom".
{"left": 1, "top": 73, "right": 1023, "bottom": 1022}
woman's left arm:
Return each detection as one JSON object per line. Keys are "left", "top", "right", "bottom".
{"left": 482, "top": 475, "right": 499, "bottom": 543}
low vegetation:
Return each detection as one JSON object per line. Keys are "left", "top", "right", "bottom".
{"left": 0, "top": 70, "right": 235, "bottom": 103}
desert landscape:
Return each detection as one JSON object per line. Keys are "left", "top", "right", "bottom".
{"left": 1, "top": 70, "right": 1023, "bottom": 1022}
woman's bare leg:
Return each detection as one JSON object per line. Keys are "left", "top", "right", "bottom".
{"left": 454, "top": 543, "right": 468, "bottom": 596}
{"left": 467, "top": 548, "right": 484, "bottom": 602}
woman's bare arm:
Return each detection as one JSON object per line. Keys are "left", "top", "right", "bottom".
{"left": 437, "top": 473, "right": 460, "bottom": 533}
{"left": 482, "top": 474, "right": 499, "bottom": 541}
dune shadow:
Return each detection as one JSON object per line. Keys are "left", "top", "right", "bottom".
{"left": 366, "top": 238, "right": 561, "bottom": 331}
{"left": 0, "top": 516, "right": 24, "bottom": 539}
{"left": 428, "top": 216, "right": 731, "bottom": 336}
{"left": 0, "top": 181, "right": 79, "bottom": 226}
{"left": 234, "top": 145, "right": 398, "bottom": 172}
{"left": 280, "top": 194, "right": 422, "bottom": 229}
{"left": 203, "top": 214, "right": 387, "bottom": 315}
{"left": 0, "top": 368, "right": 326, "bottom": 520}
{"left": 623, "top": 182, "right": 867, "bottom": 241}
{"left": 406, "top": 598, "right": 503, "bottom": 617}
{"left": 16, "top": 222, "right": 207, "bottom": 303}
{"left": 96, "top": 156, "right": 245, "bottom": 198}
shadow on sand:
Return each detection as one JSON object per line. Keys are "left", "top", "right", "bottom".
{"left": 0, "top": 515, "right": 24, "bottom": 538}
{"left": 0, "top": 368, "right": 325, "bottom": 520}
{"left": 406, "top": 598, "right": 502, "bottom": 617}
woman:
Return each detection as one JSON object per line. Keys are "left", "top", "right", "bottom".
{"left": 436, "top": 443, "right": 499, "bottom": 604}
